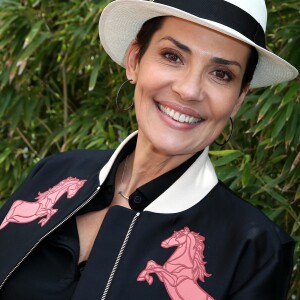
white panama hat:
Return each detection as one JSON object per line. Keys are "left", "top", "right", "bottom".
{"left": 99, "top": 0, "right": 298, "bottom": 88}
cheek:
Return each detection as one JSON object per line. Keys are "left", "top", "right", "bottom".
{"left": 133, "top": 81, "right": 152, "bottom": 127}
{"left": 133, "top": 81, "right": 148, "bottom": 113}
{"left": 208, "top": 89, "right": 241, "bottom": 120}
{"left": 133, "top": 65, "right": 162, "bottom": 112}
{"left": 133, "top": 70, "right": 151, "bottom": 105}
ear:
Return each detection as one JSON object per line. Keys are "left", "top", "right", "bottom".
{"left": 231, "top": 85, "right": 249, "bottom": 117}
{"left": 125, "top": 41, "right": 140, "bottom": 84}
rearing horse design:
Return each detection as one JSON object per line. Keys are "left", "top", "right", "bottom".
{"left": 137, "top": 227, "right": 214, "bottom": 300}
{"left": 0, "top": 177, "right": 86, "bottom": 230}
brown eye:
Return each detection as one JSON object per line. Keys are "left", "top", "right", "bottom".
{"left": 213, "top": 70, "right": 232, "bottom": 81}
{"left": 216, "top": 70, "right": 227, "bottom": 79}
{"left": 164, "top": 51, "right": 182, "bottom": 64}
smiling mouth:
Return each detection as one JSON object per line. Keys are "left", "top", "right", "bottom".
{"left": 158, "top": 104, "right": 202, "bottom": 124}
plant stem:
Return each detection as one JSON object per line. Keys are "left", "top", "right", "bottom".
{"left": 62, "top": 63, "right": 68, "bottom": 151}
{"left": 16, "top": 127, "right": 38, "bottom": 157}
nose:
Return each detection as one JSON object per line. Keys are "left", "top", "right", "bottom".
{"left": 172, "top": 69, "right": 204, "bottom": 101}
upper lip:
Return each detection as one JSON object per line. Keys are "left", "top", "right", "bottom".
{"left": 155, "top": 100, "right": 204, "bottom": 119}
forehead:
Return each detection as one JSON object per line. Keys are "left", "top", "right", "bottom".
{"left": 151, "top": 17, "right": 251, "bottom": 63}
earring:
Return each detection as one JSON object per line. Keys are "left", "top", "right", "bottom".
{"left": 116, "top": 79, "right": 134, "bottom": 111}
{"left": 214, "top": 117, "right": 234, "bottom": 146}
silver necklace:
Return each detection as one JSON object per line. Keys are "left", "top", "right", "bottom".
{"left": 118, "top": 156, "right": 129, "bottom": 200}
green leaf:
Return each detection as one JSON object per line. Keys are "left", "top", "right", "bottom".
{"left": 257, "top": 97, "right": 275, "bottom": 122}
{"left": 209, "top": 150, "right": 242, "bottom": 156}
{"left": 241, "top": 161, "right": 251, "bottom": 187}
{"left": 23, "top": 20, "right": 44, "bottom": 48}
{"left": 216, "top": 166, "right": 240, "bottom": 181}
{"left": 249, "top": 109, "right": 277, "bottom": 135}
{"left": 262, "top": 187, "right": 289, "bottom": 206}
{"left": 0, "top": 15, "right": 18, "bottom": 37}
{"left": 280, "top": 83, "right": 300, "bottom": 107}
{"left": 88, "top": 55, "right": 101, "bottom": 91}
{"left": 211, "top": 151, "right": 243, "bottom": 167}
{"left": 256, "top": 88, "right": 272, "bottom": 105}
{"left": 285, "top": 101, "right": 294, "bottom": 121}
{"left": 0, "top": 148, "right": 11, "bottom": 164}
{"left": 18, "top": 32, "right": 50, "bottom": 61}
{"left": 271, "top": 109, "right": 286, "bottom": 141}
{"left": 285, "top": 109, "right": 299, "bottom": 146}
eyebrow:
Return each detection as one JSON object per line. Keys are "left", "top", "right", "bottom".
{"left": 211, "top": 57, "right": 242, "bottom": 69}
{"left": 160, "top": 36, "right": 242, "bottom": 69}
{"left": 159, "top": 36, "right": 191, "bottom": 54}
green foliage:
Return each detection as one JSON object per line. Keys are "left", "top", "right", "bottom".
{"left": 0, "top": 0, "right": 135, "bottom": 200}
{"left": 0, "top": 0, "right": 299, "bottom": 297}
{"left": 210, "top": 2, "right": 300, "bottom": 297}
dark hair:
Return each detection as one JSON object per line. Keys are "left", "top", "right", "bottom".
{"left": 136, "top": 16, "right": 258, "bottom": 91}
{"left": 241, "top": 47, "right": 258, "bottom": 90}
{"left": 136, "top": 17, "right": 166, "bottom": 61}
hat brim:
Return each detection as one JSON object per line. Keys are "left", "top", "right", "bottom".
{"left": 99, "top": 0, "right": 298, "bottom": 88}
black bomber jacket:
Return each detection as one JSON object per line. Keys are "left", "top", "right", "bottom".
{"left": 0, "top": 132, "right": 294, "bottom": 300}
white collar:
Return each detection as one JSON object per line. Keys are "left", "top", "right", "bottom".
{"left": 99, "top": 131, "right": 218, "bottom": 214}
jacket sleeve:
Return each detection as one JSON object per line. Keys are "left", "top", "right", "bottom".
{"left": 229, "top": 240, "right": 294, "bottom": 300}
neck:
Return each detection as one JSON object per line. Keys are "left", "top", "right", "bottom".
{"left": 120, "top": 132, "right": 194, "bottom": 196}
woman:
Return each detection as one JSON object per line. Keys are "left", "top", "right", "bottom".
{"left": 0, "top": 0, "right": 298, "bottom": 299}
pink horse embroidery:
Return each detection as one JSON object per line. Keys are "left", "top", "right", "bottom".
{"left": 137, "top": 227, "right": 214, "bottom": 300}
{"left": 0, "top": 177, "right": 86, "bottom": 230}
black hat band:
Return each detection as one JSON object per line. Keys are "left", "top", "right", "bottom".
{"left": 156, "top": 0, "right": 266, "bottom": 48}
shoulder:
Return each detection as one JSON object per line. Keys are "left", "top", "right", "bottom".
{"left": 29, "top": 149, "right": 114, "bottom": 176}
{"left": 40, "top": 148, "right": 114, "bottom": 166}
{"left": 0, "top": 149, "right": 114, "bottom": 212}
{"left": 211, "top": 180, "right": 293, "bottom": 247}
{"left": 209, "top": 182, "right": 295, "bottom": 297}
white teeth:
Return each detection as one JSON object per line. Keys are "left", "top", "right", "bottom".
{"left": 174, "top": 112, "right": 180, "bottom": 121}
{"left": 169, "top": 109, "right": 175, "bottom": 118}
{"left": 179, "top": 114, "right": 185, "bottom": 122}
{"left": 158, "top": 104, "right": 201, "bottom": 124}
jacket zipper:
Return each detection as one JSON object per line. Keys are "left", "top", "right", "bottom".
{"left": 0, "top": 186, "right": 101, "bottom": 290}
{"left": 101, "top": 212, "right": 140, "bottom": 300}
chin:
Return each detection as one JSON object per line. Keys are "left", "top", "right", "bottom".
{"left": 150, "top": 134, "right": 205, "bottom": 156}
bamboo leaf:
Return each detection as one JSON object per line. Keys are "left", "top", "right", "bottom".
{"left": 256, "top": 88, "right": 272, "bottom": 105}
{"left": 209, "top": 150, "right": 242, "bottom": 156}
{"left": 271, "top": 109, "right": 286, "bottom": 141}
{"left": 285, "top": 108, "right": 299, "bottom": 146}
{"left": 285, "top": 101, "right": 294, "bottom": 121}
{"left": 211, "top": 151, "right": 243, "bottom": 167}
{"left": 88, "top": 55, "right": 101, "bottom": 91}
{"left": 279, "top": 83, "right": 300, "bottom": 107}
{"left": 23, "top": 20, "right": 44, "bottom": 48}
{"left": 18, "top": 32, "right": 50, "bottom": 61}
{"left": 257, "top": 97, "right": 275, "bottom": 122}
{"left": 242, "top": 161, "right": 251, "bottom": 187}
{"left": 0, "top": 15, "right": 18, "bottom": 37}
{"left": 262, "top": 187, "right": 289, "bottom": 206}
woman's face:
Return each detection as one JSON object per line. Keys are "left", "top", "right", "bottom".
{"left": 126, "top": 17, "right": 251, "bottom": 156}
